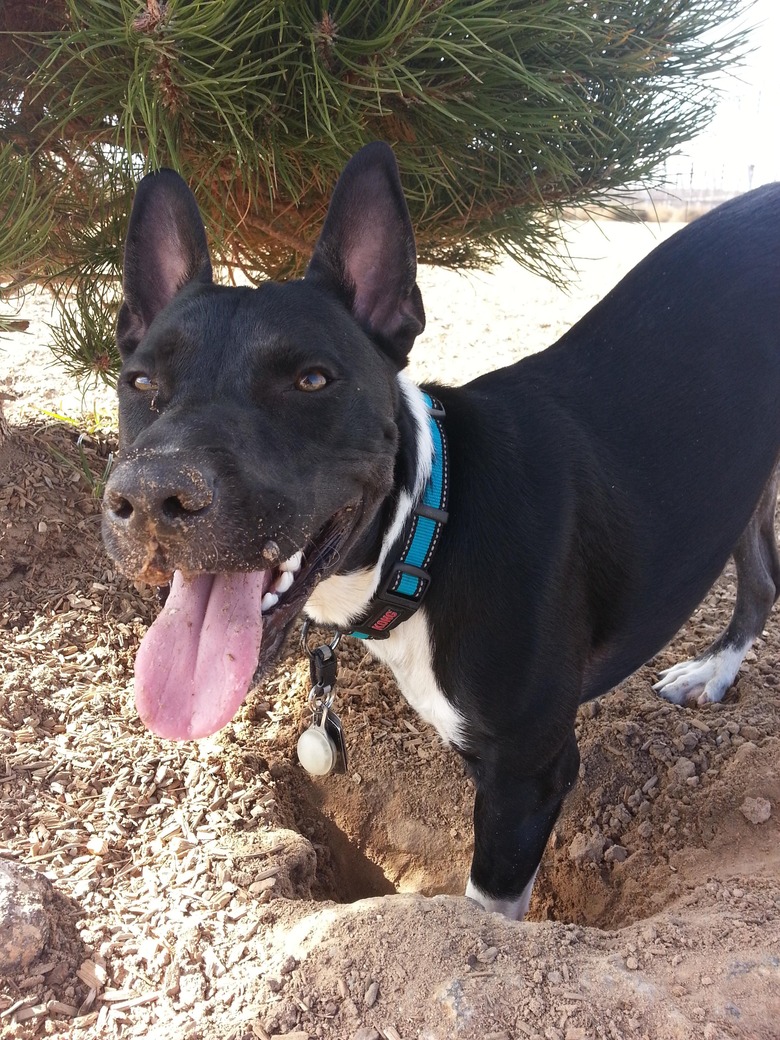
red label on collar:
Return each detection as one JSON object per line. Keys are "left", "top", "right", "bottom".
{"left": 372, "top": 609, "right": 399, "bottom": 631}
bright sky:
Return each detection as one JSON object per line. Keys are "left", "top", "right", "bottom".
{"left": 665, "top": 0, "right": 780, "bottom": 192}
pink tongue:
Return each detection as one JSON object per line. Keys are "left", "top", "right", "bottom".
{"left": 134, "top": 570, "right": 270, "bottom": 740}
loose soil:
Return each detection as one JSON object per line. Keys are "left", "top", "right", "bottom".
{"left": 1, "top": 221, "right": 778, "bottom": 1040}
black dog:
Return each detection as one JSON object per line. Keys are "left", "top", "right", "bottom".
{"left": 103, "top": 143, "right": 780, "bottom": 918}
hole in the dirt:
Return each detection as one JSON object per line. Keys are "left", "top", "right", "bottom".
{"left": 274, "top": 762, "right": 399, "bottom": 904}
{"left": 266, "top": 650, "right": 706, "bottom": 930}
{"left": 276, "top": 757, "right": 480, "bottom": 907}
{"left": 309, "top": 806, "right": 397, "bottom": 903}
{"left": 281, "top": 754, "right": 688, "bottom": 932}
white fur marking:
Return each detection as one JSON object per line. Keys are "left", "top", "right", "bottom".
{"left": 366, "top": 607, "right": 465, "bottom": 747}
{"left": 465, "top": 868, "right": 539, "bottom": 920}
{"left": 368, "top": 373, "right": 434, "bottom": 583}
{"left": 653, "top": 643, "right": 750, "bottom": 706}
{"left": 397, "top": 371, "right": 434, "bottom": 505}
{"left": 307, "top": 596, "right": 464, "bottom": 747}
{"left": 305, "top": 567, "right": 378, "bottom": 630}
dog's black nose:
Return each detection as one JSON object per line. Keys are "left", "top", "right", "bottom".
{"left": 103, "top": 456, "right": 215, "bottom": 535}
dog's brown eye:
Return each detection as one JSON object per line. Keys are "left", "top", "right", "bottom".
{"left": 133, "top": 374, "right": 158, "bottom": 392}
{"left": 295, "top": 370, "right": 329, "bottom": 392}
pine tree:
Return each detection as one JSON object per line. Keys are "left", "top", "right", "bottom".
{"left": 0, "top": 0, "right": 750, "bottom": 382}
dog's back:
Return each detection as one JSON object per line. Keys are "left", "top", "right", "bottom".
{"left": 446, "top": 184, "right": 780, "bottom": 696}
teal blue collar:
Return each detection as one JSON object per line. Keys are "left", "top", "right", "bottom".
{"left": 345, "top": 392, "right": 449, "bottom": 640}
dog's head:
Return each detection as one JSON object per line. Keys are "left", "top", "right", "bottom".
{"left": 102, "top": 143, "right": 425, "bottom": 739}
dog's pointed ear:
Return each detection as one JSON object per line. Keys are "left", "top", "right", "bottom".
{"left": 305, "top": 142, "right": 425, "bottom": 368}
{"left": 117, "top": 169, "right": 213, "bottom": 357}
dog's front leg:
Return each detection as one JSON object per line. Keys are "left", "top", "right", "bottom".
{"left": 465, "top": 736, "right": 580, "bottom": 920}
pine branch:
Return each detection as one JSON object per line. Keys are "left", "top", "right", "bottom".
{"left": 0, "top": 0, "right": 755, "bottom": 380}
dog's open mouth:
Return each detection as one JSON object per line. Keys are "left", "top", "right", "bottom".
{"left": 133, "top": 508, "right": 359, "bottom": 740}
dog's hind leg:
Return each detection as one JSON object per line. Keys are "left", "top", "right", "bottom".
{"left": 654, "top": 464, "right": 780, "bottom": 706}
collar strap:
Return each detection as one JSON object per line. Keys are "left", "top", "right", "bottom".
{"left": 345, "top": 392, "right": 449, "bottom": 640}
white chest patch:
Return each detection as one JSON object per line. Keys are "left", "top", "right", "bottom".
{"left": 361, "top": 608, "right": 465, "bottom": 748}
{"left": 306, "top": 583, "right": 464, "bottom": 749}
{"left": 305, "top": 568, "right": 378, "bottom": 630}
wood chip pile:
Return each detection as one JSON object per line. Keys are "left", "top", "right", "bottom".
{"left": 0, "top": 423, "right": 318, "bottom": 1037}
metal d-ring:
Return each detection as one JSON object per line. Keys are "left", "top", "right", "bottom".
{"left": 300, "top": 619, "right": 342, "bottom": 657}
{"left": 308, "top": 684, "right": 335, "bottom": 711}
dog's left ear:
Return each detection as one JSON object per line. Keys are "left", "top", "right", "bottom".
{"left": 305, "top": 142, "right": 425, "bottom": 368}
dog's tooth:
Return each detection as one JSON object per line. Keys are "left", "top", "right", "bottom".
{"left": 273, "top": 570, "right": 294, "bottom": 596}
{"left": 261, "top": 592, "right": 279, "bottom": 612}
{"left": 280, "top": 550, "right": 303, "bottom": 573}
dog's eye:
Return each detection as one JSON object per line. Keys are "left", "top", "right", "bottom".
{"left": 132, "top": 374, "right": 158, "bottom": 392}
{"left": 295, "top": 370, "right": 330, "bottom": 392}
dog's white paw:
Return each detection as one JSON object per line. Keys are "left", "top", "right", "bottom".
{"left": 465, "top": 868, "right": 538, "bottom": 920}
{"left": 653, "top": 645, "right": 747, "bottom": 706}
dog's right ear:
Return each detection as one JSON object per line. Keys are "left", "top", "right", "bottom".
{"left": 117, "top": 169, "right": 213, "bottom": 357}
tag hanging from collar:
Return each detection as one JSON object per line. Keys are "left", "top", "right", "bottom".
{"left": 297, "top": 623, "right": 348, "bottom": 776}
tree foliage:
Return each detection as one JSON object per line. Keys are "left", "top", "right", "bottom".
{"left": 0, "top": 0, "right": 751, "bottom": 380}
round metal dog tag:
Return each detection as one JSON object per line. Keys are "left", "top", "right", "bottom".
{"left": 297, "top": 725, "right": 336, "bottom": 776}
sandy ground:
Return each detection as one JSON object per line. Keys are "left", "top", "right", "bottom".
{"left": 1, "top": 219, "right": 779, "bottom": 1040}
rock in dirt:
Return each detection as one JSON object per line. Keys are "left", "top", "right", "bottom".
{"left": 352, "top": 1028, "right": 381, "bottom": 1040}
{"left": 740, "top": 796, "right": 772, "bottom": 824}
{"left": 0, "top": 859, "right": 53, "bottom": 973}
{"left": 671, "top": 756, "right": 696, "bottom": 781}
{"left": 604, "top": 844, "right": 629, "bottom": 864}
{"left": 568, "top": 830, "right": 606, "bottom": 864}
